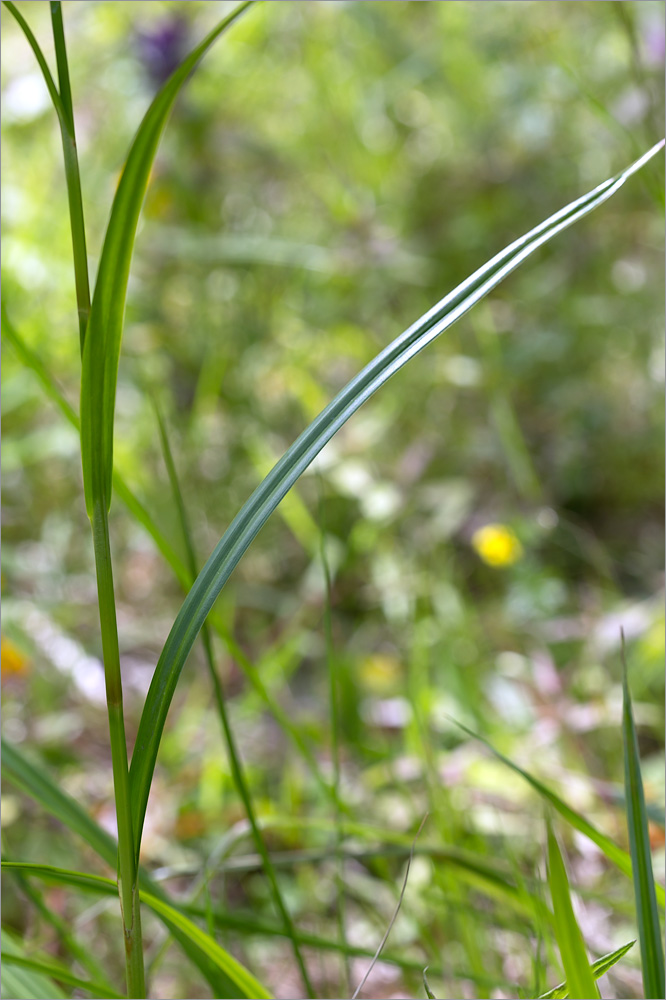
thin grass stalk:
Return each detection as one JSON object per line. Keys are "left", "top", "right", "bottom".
{"left": 318, "top": 490, "right": 350, "bottom": 994}
{"left": 91, "top": 500, "right": 146, "bottom": 998}
{"left": 155, "top": 406, "right": 315, "bottom": 997}
{"left": 49, "top": 1, "right": 91, "bottom": 349}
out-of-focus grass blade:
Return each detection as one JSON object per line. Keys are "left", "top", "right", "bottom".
{"left": 423, "top": 967, "right": 438, "bottom": 998}
{"left": 1, "top": 309, "right": 340, "bottom": 812}
{"left": 0, "top": 741, "right": 253, "bottom": 998}
{"left": 622, "top": 648, "right": 666, "bottom": 999}
{"left": 0, "top": 929, "right": 66, "bottom": 1000}
{"left": 0, "top": 953, "right": 123, "bottom": 1000}
{"left": 449, "top": 717, "right": 665, "bottom": 909}
{"left": 8, "top": 869, "right": 111, "bottom": 988}
{"left": 154, "top": 403, "right": 314, "bottom": 996}
{"left": 2, "top": 863, "right": 273, "bottom": 1000}
{"left": 547, "top": 823, "right": 600, "bottom": 1000}
{"left": 538, "top": 939, "right": 635, "bottom": 999}
{"left": 1, "top": 739, "right": 118, "bottom": 865}
{"left": 80, "top": 0, "right": 254, "bottom": 518}
{"left": 130, "top": 140, "right": 665, "bottom": 851}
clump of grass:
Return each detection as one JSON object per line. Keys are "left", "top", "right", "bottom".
{"left": 1, "top": 2, "right": 663, "bottom": 998}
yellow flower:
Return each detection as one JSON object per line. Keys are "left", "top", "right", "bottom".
{"left": 1, "top": 636, "right": 29, "bottom": 679}
{"left": 359, "top": 653, "right": 401, "bottom": 693}
{"left": 471, "top": 523, "right": 523, "bottom": 567}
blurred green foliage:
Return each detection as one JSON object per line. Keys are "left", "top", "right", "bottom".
{"left": 1, "top": 3, "right": 664, "bottom": 998}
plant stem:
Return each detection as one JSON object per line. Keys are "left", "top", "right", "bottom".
{"left": 92, "top": 501, "right": 146, "bottom": 999}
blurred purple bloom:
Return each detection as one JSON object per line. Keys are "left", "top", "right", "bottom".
{"left": 643, "top": 22, "right": 665, "bottom": 68}
{"left": 136, "top": 17, "right": 189, "bottom": 87}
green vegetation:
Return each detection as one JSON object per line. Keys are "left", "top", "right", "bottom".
{"left": 1, "top": 2, "right": 664, "bottom": 998}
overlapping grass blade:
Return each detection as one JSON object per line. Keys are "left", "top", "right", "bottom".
{"left": 1, "top": 928, "right": 66, "bottom": 1000}
{"left": 1, "top": 308, "right": 341, "bottom": 810}
{"left": 8, "top": 869, "right": 111, "bottom": 988}
{"left": 129, "top": 140, "right": 665, "bottom": 851}
{"left": 622, "top": 647, "right": 666, "bottom": 998}
{"left": 0, "top": 740, "right": 254, "bottom": 998}
{"left": 546, "top": 823, "right": 600, "bottom": 999}
{"left": 1, "top": 863, "right": 273, "bottom": 1000}
{"left": 449, "top": 717, "right": 666, "bottom": 908}
{"left": 80, "top": 0, "right": 254, "bottom": 517}
{"left": 0, "top": 953, "right": 123, "bottom": 1000}
{"left": 538, "top": 940, "right": 635, "bottom": 999}
{"left": 1, "top": 739, "right": 118, "bottom": 865}
{"left": 140, "top": 893, "right": 273, "bottom": 1000}
{"left": 155, "top": 404, "right": 314, "bottom": 996}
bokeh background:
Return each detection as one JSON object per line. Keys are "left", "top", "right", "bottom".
{"left": 2, "top": 2, "right": 664, "bottom": 998}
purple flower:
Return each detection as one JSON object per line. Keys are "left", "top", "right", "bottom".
{"left": 136, "top": 17, "right": 189, "bottom": 87}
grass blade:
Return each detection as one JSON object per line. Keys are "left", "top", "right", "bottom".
{"left": 449, "top": 717, "right": 665, "bottom": 908}
{"left": 154, "top": 403, "right": 314, "bottom": 996}
{"left": 129, "top": 141, "right": 665, "bottom": 852}
{"left": 1, "top": 863, "right": 273, "bottom": 1000}
{"left": 351, "top": 815, "right": 427, "bottom": 998}
{"left": 0, "top": 740, "right": 255, "bottom": 998}
{"left": 8, "top": 870, "right": 111, "bottom": 987}
{"left": 1, "top": 308, "right": 342, "bottom": 813}
{"left": 539, "top": 939, "right": 635, "bottom": 999}
{"left": 1, "top": 929, "right": 66, "bottom": 1000}
{"left": 140, "top": 893, "right": 273, "bottom": 1000}
{"left": 622, "top": 639, "right": 666, "bottom": 998}
{"left": 0, "top": 953, "right": 123, "bottom": 1000}
{"left": 546, "top": 822, "right": 600, "bottom": 1000}
{"left": 80, "top": 0, "right": 254, "bottom": 519}
{"left": 1, "top": 738, "right": 118, "bottom": 865}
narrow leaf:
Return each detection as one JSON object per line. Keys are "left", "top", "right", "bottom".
{"left": 2, "top": 863, "right": 272, "bottom": 1000}
{"left": 80, "top": 0, "right": 254, "bottom": 517}
{"left": 154, "top": 403, "right": 314, "bottom": 995}
{"left": 539, "top": 939, "right": 635, "bottom": 999}
{"left": 1, "top": 929, "right": 66, "bottom": 1000}
{"left": 449, "top": 716, "right": 665, "bottom": 908}
{"left": 0, "top": 953, "right": 123, "bottom": 1000}
{"left": 547, "top": 823, "right": 600, "bottom": 1000}
{"left": 130, "top": 141, "right": 665, "bottom": 851}
{"left": 622, "top": 644, "right": 666, "bottom": 999}
{"left": 140, "top": 892, "right": 273, "bottom": 1000}
{"left": 423, "top": 967, "right": 438, "bottom": 998}
{"left": 0, "top": 741, "right": 254, "bottom": 998}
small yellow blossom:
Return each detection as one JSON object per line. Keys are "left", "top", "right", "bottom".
{"left": 471, "top": 523, "right": 523, "bottom": 567}
{"left": 1, "top": 636, "right": 29, "bottom": 679}
{"left": 359, "top": 653, "right": 401, "bottom": 693}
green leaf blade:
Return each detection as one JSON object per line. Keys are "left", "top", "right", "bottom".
{"left": 129, "top": 142, "right": 664, "bottom": 853}
{"left": 538, "top": 939, "right": 635, "bottom": 999}
{"left": 79, "top": 0, "right": 254, "bottom": 518}
{"left": 623, "top": 666, "right": 666, "bottom": 999}
{"left": 547, "top": 824, "right": 601, "bottom": 1000}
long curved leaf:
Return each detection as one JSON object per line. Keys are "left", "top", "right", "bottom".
{"left": 622, "top": 659, "right": 666, "bottom": 998}
{"left": 1, "top": 863, "right": 272, "bottom": 1000}
{"left": 130, "top": 140, "right": 665, "bottom": 849}
{"left": 0, "top": 953, "right": 123, "bottom": 1000}
{"left": 80, "top": 0, "right": 254, "bottom": 518}
{"left": 0, "top": 740, "right": 252, "bottom": 998}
